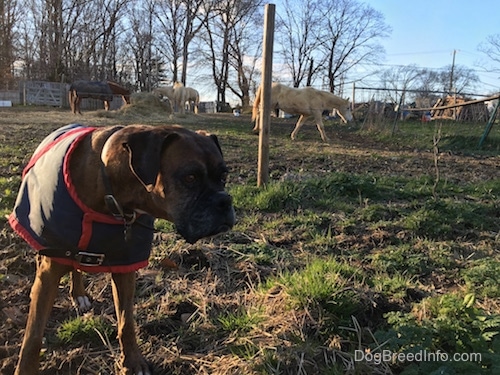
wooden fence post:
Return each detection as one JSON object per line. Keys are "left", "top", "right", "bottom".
{"left": 257, "top": 4, "right": 275, "bottom": 187}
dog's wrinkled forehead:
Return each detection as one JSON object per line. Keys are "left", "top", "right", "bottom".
{"left": 101, "top": 125, "right": 226, "bottom": 192}
{"left": 167, "top": 131, "right": 225, "bottom": 172}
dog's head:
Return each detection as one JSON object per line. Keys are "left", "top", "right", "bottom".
{"left": 101, "top": 125, "right": 235, "bottom": 244}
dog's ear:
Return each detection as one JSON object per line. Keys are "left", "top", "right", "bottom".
{"left": 123, "top": 131, "right": 179, "bottom": 192}
{"left": 196, "top": 130, "right": 223, "bottom": 156}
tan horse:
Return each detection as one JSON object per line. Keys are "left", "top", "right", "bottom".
{"left": 252, "top": 82, "right": 353, "bottom": 142}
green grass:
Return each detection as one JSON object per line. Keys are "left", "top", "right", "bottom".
{"left": 217, "top": 307, "right": 265, "bottom": 333}
{"left": 0, "top": 176, "right": 20, "bottom": 218}
{"left": 271, "top": 258, "right": 363, "bottom": 312}
{"left": 56, "top": 316, "right": 114, "bottom": 345}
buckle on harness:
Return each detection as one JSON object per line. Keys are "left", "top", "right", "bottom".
{"left": 104, "top": 194, "right": 125, "bottom": 220}
{"left": 75, "top": 252, "right": 105, "bottom": 266}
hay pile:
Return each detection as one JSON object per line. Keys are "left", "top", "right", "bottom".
{"left": 120, "top": 92, "right": 172, "bottom": 116}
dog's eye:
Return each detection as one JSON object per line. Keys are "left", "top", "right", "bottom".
{"left": 184, "top": 174, "right": 197, "bottom": 184}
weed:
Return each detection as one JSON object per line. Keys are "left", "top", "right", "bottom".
{"left": 372, "top": 272, "right": 416, "bottom": 300}
{"left": 462, "top": 258, "right": 500, "bottom": 298}
{"left": 272, "top": 258, "right": 362, "bottom": 321}
{"left": 370, "top": 244, "right": 431, "bottom": 276}
{"left": 0, "top": 176, "right": 20, "bottom": 218}
{"left": 56, "top": 316, "right": 114, "bottom": 346}
{"left": 375, "top": 292, "right": 500, "bottom": 374}
{"left": 217, "top": 307, "right": 264, "bottom": 333}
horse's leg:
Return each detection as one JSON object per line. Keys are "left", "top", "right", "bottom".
{"left": 104, "top": 100, "right": 109, "bottom": 111}
{"left": 76, "top": 97, "right": 82, "bottom": 115}
{"left": 291, "top": 115, "right": 307, "bottom": 140}
{"left": 314, "top": 111, "right": 330, "bottom": 143}
{"left": 252, "top": 113, "right": 260, "bottom": 133}
{"left": 69, "top": 91, "right": 74, "bottom": 114}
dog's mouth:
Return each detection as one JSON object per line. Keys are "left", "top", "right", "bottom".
{"left": 175, "top": 199, "right": 236, "bottom": 244}
{"left": 181, "top": 223, "right": 233, "bottom": 244}
{"left": 177, "top": 211, "right": 235, "bottom": 244}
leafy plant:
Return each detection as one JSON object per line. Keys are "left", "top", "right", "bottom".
{"left": 375, "top": 293, "right": 500, "bottom": 374}
{"left": 462, "top": 259, "right": 500, "bottom": 298}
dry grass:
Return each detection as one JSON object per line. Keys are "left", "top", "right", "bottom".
{"left": 0, "top": 106, "right": 499, "bottom": 374}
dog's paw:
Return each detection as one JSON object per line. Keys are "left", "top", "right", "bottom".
{"left": 122, "top": 361, "right": 152, "bottom": 375}
{"left": 73, "top": 295, "right": 92, "bottom": 313}
{"left": 121, "top": 354, "right": 152, "bottom": 375}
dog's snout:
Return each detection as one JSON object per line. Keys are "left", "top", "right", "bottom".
{"left": 214, "top": 191, "right": 233, "bottom": 212}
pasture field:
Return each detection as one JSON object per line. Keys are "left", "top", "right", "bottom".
{"left": 0, "top": 106, "right": 499, "bottom": 374}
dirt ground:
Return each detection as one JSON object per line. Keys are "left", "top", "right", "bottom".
{"left": 0, "top": 107, "right": 498, "bottom": 374}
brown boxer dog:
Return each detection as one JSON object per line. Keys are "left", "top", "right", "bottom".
{"left": 9, "top": 124, "right": 235, "bottom": 375}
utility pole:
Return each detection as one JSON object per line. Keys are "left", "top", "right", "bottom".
{"left": 449, "top": 49, "right": 457, "bottom": 93}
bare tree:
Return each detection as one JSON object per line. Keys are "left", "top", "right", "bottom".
{"left": 180, "top": 0, "right": 210, "bottom": 85}
{"left": 439, "top": 64, "right": 479, "bottom": 95}
{"left": 200, "top": 0, "right": 263, "bottom": 106}
{"left": 276, "top": 0, "right": 323, "bottom": 87}
{"left": 128, "top": 0, "right": 155, "bottom": 91}
{"left": 225, "top": 0, "right": 263, "bottom": 108}
{"left": 154, "top": 0, "right": 208, "bottom": 85}
{"left": 478, "top": 33, "right": 500, "bottom": 73}
{"left": 317, "top": 0, "right": 390, "bottom": 94}
{"left": 380, "top": 64, "right": 422, "bottom": 105}
{"left": 201, "top": 0, "right": 231, "bottom": 105}
{"left": 0, "top": 0, "right": 20, "bottom": 88}
{"left": 153, "top": 0, "right": 183, "bottom": 83}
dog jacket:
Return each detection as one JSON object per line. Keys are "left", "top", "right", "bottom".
{"left": 8, "top": 124, "right": 155, "bottom": 273}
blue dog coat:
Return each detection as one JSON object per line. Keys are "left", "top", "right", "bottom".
{"left": 9, "top": 124, "right": 155, "bottom": 273}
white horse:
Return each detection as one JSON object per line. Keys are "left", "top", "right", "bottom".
{"left": 152, "top": 86, "right": 174, "bottom": 112}
{"left": 184, "top": 86, "right": 200, "bottom": 114}
{"left": 172, "top": 82, "right": 199, "bottom": 114}
{"left": 252, "top": 82, "right": 353, "bottom": 142}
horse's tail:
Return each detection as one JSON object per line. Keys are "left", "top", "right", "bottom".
{"left": 252, "top": 85, "right": 262, "bottom": 122}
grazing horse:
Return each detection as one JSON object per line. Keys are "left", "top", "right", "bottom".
{"left": 69, "top": 81, "right": 113, "bottom": 114}
{"left": 183, "top": 86, "right": 200, "bottom": 114}
{"left": 252, "top": 82, "right": 353, "bottom": 142}
{"left": 172, "top": 82, "right": 188, "bottom": 114}
{"left": 107, "top": 81, "right": 131, "bottom": 106}
{"left": 172, "top": 82, "right": 200, "bottom": 114}
{"left": 153, "top": 86, "right": 175, "bottom": 112}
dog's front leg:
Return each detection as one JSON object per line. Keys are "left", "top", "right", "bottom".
{"left": 15, "top": 256, "right": 71, "bottom": 375}
{"left": 70, "top": 270, "right": 92, "bottom": 312}
{"left": 111, "top": 272, "right": 151, "bottom": 375}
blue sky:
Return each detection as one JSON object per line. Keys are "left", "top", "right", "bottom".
{"left": 367, "top": 0, "right": 500, "bottom": 93}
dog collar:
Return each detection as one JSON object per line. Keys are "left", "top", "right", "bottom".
{"left": 100, "top": 163, "right": 137, "bottom": 224}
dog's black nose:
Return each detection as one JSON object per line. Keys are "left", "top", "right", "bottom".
{"left": 214, "top": 191, "right": 233, "bottom": 212}
{"left": 213, "top": 191, "right": 235, "bottom": 228}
